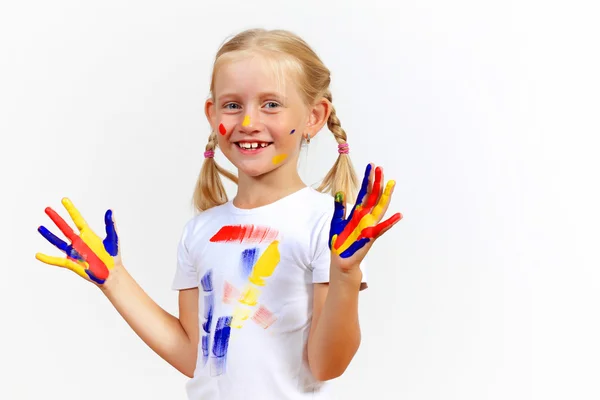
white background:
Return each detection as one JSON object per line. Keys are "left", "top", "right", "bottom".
{"left": 1, "top": 1, "right": 599, "bottom": 399}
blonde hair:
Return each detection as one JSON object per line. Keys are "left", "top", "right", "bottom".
{"left": 193, "top": 28, "right": 359, "bottom": 212}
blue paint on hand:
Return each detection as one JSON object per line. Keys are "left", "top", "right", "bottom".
{"left": 85, "top": 269, "right": 105, "bottom": 285}
{"left": 38, "top": 225, "right": 84, "bottom": 261}
{"left": 102, "top": 210, "right": 119, "bottom": 257}
{"left": 339, "top": 237, "right": 370, "bottom": 258}
{"left": 348, "top": 164, "right": 371, "bottom": 221}
{"left": 328, "top": 164, "right": 372, "bottom": 251}
{"left": 329, "top": 194, "right": 346, "bottom": 250}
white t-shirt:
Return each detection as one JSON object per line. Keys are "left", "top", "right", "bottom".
{"left": 172, "top": 186, "right": 367, "bottom": 400}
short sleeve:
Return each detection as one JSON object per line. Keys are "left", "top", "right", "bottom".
{"left": 171, "top": 219, "right": 200, "bottom": 290}
{"left": 310, "top": 208, "right": 369, "bottom": 290}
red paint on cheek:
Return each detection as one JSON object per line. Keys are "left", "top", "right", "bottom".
{"left": 219, "top": 123, "right": 227, "bottom": 135}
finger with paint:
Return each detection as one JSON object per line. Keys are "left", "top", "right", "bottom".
{"left": 36, "top": 198, "right": 120, "bottom": 285}
{"left": 329, "top": 164, "right": 403, "bottom": 258}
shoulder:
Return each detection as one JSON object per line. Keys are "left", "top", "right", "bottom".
{"left": 295, "top": 188, "right": 335, "bottom": 225}
{"left": 180, "top": 202, "right": 230, "bottom": 238}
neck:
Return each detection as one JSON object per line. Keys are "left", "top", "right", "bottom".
{"left": 234, "top": 161, "right": 306, "bottom": 209}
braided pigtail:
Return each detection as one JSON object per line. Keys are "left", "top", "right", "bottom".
{"left": 192, "top": 130, "right": 238, "bottom": 212}
{"left": 317, "top": 90, "right": 359, "bottom": 201}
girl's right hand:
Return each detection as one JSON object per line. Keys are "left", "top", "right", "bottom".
{"left": 36, "top": 197, "right": 121, "bottom": 286}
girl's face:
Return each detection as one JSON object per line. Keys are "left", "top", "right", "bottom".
{"left": 205, "top": 54, "right": 328, "bottom": 178}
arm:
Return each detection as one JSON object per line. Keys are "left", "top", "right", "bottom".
{"left": 35, "top": 198, "right": 200, "bottom": 378}
{"left": 307, "top": 163, "right": 403, "bottom": 381}
{"left": 100, "top": 265, "right": 199, "bottom": 378}
{"left": 307, "top": 268, "right": 362, "bottom": 381}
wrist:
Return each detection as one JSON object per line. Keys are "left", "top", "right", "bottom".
{"left": 98, "top": 263, "right": 126, "bottom": 295}
{"left": 330, "top": 264, "right": 363, "bottom": 289}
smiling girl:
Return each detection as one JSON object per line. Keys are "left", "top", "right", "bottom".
{"left": 36, "top": 28, "right": 402, "bottom": 399}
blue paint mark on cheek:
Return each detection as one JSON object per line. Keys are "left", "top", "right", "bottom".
{"left": 240, "top": 248, "right": 259, "bottom": 279}
{"left": 290, "top": 129, "right": 295, "bottom": 135}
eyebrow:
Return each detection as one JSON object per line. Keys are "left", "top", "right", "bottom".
{"left": 217, "top": 92, "right": 288, "bottom": 102}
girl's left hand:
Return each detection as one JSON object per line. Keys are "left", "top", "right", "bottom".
{"left": 329, "top": 163, "right": 403, "bottom": 274}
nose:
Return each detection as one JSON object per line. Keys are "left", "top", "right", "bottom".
{"left": 239, "top": 109, "right": 261, "bottom": 134}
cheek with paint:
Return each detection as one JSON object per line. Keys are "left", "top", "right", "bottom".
{"left": 219, "top": 123, "right": 227, "bottom": 135}
{"left": 272, "top": 154, "right": 288, "bottom": 165}
{"left": 271, "top": 128, "right": 297, "bottom": 163}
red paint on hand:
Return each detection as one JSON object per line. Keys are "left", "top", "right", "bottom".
{"left": 359, "top": 212, "right": 403, "bottom": 240}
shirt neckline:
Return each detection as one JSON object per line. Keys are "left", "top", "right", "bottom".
{"left": 225, "top": 186, "right": 314, "bottom": 215}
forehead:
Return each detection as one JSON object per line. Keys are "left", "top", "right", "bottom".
{"left": 213, "top": 53, "right": 300, "bottom": 99}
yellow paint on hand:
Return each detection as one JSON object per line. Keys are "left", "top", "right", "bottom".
{"left": 272, "top": 154, "right": 288, "bottom": 165}
{"left": 35, "top": 253, "right": 90, "bottom": 279}
{"left": 371, "top": 180, "right": 395, "bottom": 219}
{"left": 336, "top": 181, "right": 396, "bottom": 254}
{"left": 62, "top": 198, "right": 114, "bottom": 270}
{"left": 242, "top": 115, "right": 251, "bottom": 127}
{"left": 239, "top": 284, "right": 261, "bottom": 306}
{"left": 249, "top": 240, "right": 280, "bottom": 286}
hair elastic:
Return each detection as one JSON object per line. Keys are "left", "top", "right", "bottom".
{"left": 204, "top": 150, "right": 215, "bottom": 159}
{"left": 337, "top": 143, "right": 349, "bottom": 154}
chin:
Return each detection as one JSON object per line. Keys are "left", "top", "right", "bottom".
{"left": 234, "top": 160, "right": 276, "bottom": 178}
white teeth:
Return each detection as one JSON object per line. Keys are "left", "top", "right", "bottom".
{"left": 238, "top": 142, "right": 270, "bottom": 149}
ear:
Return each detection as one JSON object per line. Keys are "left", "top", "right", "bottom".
{"left": 205, "top": 98, "right": 217, "bottom": 129}
{"left": 305, "top": 97, "right": 332, "bottom": 139}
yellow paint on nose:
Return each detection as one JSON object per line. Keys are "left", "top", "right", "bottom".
{"left": 242, "top": 115, "right": 251, "bottom": 127}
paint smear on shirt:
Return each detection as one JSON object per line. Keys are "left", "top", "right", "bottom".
{"left": 231, "top": 306, "right": 251, "bottom": 329}
{"left": 211, "top": 316, "right": 232, "bottom": 376}
{"left": 239, "top": 247, "right": 259, "bottom": 279}
{"left": 239, "top": 284, "right": 261, "bottom": 306}
{"left": 201, "top": 270, "right": 214, "bottom": 365}
{"left": 249, "top": 241, "right": 280, "bottom": 286}
{"left": 272, "top": 154, "right": 288, "bottom": 164}
{"left": 210, "top": 225, "right": 279, "bottom": 244}
{"left": 252, "top": 305, "right": 277, "bottom": 329}
{"left": 223, "top": 281, "right": 241, "bottom": 304}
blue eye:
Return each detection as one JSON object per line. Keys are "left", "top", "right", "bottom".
{"left": 224, "top": 103, "right": 241, "bottom": 110}
{"left": 264, "top": 102, "right": 280, "bottom": 109}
